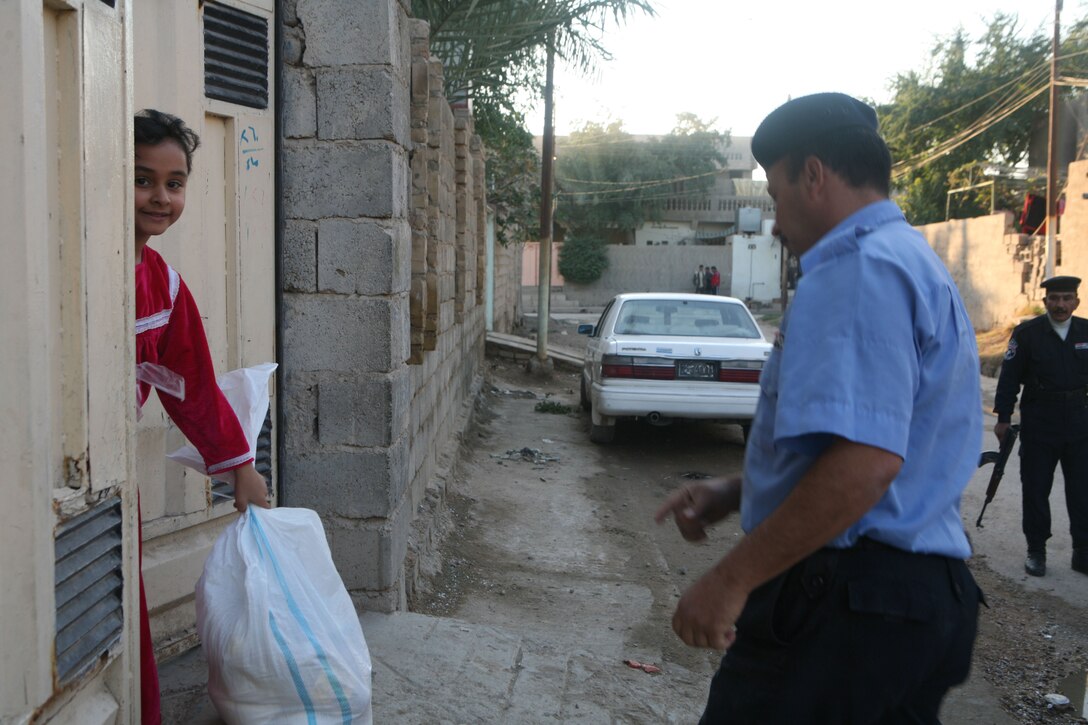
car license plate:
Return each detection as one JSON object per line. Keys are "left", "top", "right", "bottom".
{"left": 677, "top": 360, "right": 716, "bottom": 380}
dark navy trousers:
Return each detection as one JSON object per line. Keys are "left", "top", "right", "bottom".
{"left": 699, "top": 543, "right": 981, "bottom": 725}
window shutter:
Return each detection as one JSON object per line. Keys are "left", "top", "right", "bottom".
{"left": 203, "top": 1, "right": 269, "bottom": 109}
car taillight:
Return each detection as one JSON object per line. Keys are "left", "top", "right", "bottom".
{"left": 718, "top": 360, "right": 763, "bottom": 383}
{"left": 601, "top": 355, "right": 676, "bottom": 380}
{"left": 719, "top": 368, "right": 761, "bottom": 383}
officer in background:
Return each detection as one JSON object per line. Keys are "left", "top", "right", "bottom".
{"left": 994, "top": 275, "right": 1088, "bottom": 577}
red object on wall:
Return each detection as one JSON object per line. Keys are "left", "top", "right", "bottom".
{"left": 1020, "top": 194, "right": 1046, "bottom": 234}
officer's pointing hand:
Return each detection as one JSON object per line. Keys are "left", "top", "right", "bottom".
{"left": 655, "top": 476, "right": 741, "bottom": 542}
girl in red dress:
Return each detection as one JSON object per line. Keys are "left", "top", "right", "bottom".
{"left": 133, "top": 109, "right": 269, "bottom": 724}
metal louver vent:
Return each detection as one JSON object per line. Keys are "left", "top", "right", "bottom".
{"left": 203, "top": 1, "right": 269, "bottom": 109}
{"left": 55, "top": 497, "right": 124, "bottom": 685}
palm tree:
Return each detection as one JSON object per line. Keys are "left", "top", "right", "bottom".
{"left": 411, "top": 0, "right": 655, "bottom": 104}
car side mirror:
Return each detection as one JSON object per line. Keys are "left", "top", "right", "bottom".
{"left": 577, "top": 324, "right": 594, "bottom": 335}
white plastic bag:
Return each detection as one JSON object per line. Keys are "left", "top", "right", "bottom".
{"left": 195, "top": 506, "right": 373, "bottom": 724}
{"left": 167, "top": 362, "right": 278, "bottom": 475}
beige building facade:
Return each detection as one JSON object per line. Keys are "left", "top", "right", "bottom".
{"left": 3, "top": 0, "right": 511, "bottom": 721}
{"left": 2, "top": 1, "right": 138, "bottom": 722}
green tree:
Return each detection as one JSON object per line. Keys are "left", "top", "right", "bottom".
{"left": 471, "top": 89, "right": 541, "bottom": 246}
{"left": 554, "top": 115, "right": 728, "bottom": 238}
{"left": 411, "top": 0, "right": 655, "bottom": 243}
{"left": 880, "top": 13, "right": 1088, "bottom": 225}
{"left": 412, "top": 0, "right": 654, "bottom": 102}
{"left": 558, "top": 234, "right": 610, "bottom": 283}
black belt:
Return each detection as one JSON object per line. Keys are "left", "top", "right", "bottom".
{"left": 851, "top": 536, "right": 901, "bottom": 552}
{"left": 1025, "top": 387, "right": 1088, "bottom": 404}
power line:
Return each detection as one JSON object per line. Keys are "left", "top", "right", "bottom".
{"left": 556, "top": 168, "right": 722, "bottom": 191}
{"left": 892, "top": 82, "right": 1048, "bottom": 179}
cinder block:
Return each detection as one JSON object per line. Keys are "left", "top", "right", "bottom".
{"left": 281, "top": 0, "right": 300, "bottom": 26}
{"left": 281, "top": 23, "right": 306, "bottom": 66}
{"left": 283, "top": 294, "right": 398, "bottom": 372}
{"left": 282, "top": 65, "right": 317, "bottom": 139}
{"left": 327, "top": 522, "right": 383, "bottom": 590}
{"left": 280, "top": 370, "right": 319, "bottom": 452}
{"left": 411, "top": 60, "right": 430, "bottom": 105}
{"left": 317, "top": 66, "right": 410, "bottom": 145}
{"left": 297, "top": 0, "right": 398, "bottom": 67}
{"left": 288, "top": 442, "right": 408, "bottom": 522}
{"left": 282, "top": 219, "right": 317, "bottom": 292}
{"left": 317, "top": 218, "right": 410, "bottom": 296}
{"left": 282, "top": 142, "right": 408, "bottom": 220}
{"left": 317, "top": 369, "right": 410, "bottom": 446}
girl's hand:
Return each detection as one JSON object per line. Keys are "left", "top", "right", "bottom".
{"left": 233, "top": 464, "right": 271, "bottom": 512}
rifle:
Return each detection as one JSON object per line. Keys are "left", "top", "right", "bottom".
{"left": 975, "top": 424, "right": 1019, "bottom": 528}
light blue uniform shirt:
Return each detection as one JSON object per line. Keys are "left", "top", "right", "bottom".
{"left": 742, "top": 200, "right": 981, "bottom": 558}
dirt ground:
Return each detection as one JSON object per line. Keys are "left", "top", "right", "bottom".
{"left": 413, "top": 317, "right": 1088, "bottom": 723}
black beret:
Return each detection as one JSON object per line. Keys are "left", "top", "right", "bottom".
{"left": 752, "top": 92, "right": 879, "bottom": 168}
{"left": 1041, "top": 275, "right": 1081, "bottom": 293}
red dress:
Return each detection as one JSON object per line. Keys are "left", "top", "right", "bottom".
{"left": 135, "top": 245, "right": 252, "bottom": 724}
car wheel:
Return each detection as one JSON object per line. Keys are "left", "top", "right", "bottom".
{"left": 590, "top": 423, "right": 616, "bottom": 444}
{"left": 579, "top": 377, "right": 591, "bottom": 411}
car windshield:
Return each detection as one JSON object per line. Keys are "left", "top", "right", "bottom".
{"left": 613, "top": 299, "right": 761, "bottom": 338}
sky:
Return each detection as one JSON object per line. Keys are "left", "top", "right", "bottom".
{"left": 525, "top": 0, "right": 1075, "bottom": 140}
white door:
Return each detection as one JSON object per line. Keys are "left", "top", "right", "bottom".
{"left": 730, "top": 234, "right": 782, "bottom": 303}
{"left": 133, "top": 0, "right": 276, "bottom": 654}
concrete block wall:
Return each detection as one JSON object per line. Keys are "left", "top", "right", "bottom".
{"left": 401, "top": 20, "right": 486, "bottom": 604}
{"left": 280, "top": 0, "right": 484, "bottom": 611}
{"left": 492, "top": 241, "right": 524, "bottom": 333}
{"left": 560, "top": 245, "right": 736, "bottom": 306}
{"left": 917, "top": 212, "right": 1044, "bottom": 329}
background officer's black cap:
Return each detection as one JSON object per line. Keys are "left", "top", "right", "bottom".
{"left": 1041, "top": 275, "right": 1081, "bottom": 293}
{"left": 752, "top": 92, "right": 879, "bottom": 169}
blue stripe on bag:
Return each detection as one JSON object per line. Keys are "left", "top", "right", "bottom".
{"left": 269, "top": 611, "right": 318, "bottom": 725}
{"left": 251, "top": 509, "right": 354, "bottom": 724}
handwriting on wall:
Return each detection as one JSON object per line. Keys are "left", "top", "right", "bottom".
{"left": 240, "top": 126, "right": 263, "bottom": 171}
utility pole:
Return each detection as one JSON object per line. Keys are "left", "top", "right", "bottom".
{"left": 534, "top": 31, "right": 556, "bottom": 370}
{"left": 1045, "top": 0, "right": 1062, "bottom": 278}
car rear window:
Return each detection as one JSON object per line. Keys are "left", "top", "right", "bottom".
{"left": 613, "top": 299, "right": 761, "bottom": 338}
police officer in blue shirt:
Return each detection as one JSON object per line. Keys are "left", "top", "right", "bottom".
{"left": 994, "top": 275, "right": 1088, "bottom": 577}
{"left": 656, "top": 93, "right": 983, "bottom": 724}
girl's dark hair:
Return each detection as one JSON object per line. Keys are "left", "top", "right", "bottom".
{"left": 134, "top": 109, "right": 200, "bottom": 172}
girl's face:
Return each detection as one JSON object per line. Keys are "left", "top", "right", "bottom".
{"left": 134, "top": 140, "right": 188, "bottom": 244}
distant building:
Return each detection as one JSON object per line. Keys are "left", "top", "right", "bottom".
{"left": 634, "top": 136, "right": 774, "bottom": 246}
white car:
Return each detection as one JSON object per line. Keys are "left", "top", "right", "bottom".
{"left": 578, "top": 293, "right": 772, "bottom": 444}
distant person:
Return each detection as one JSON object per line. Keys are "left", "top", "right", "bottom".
{"left": 786, "top": 254, "right": 800, "bottom": 290}
{"left": 994, "top": 275, "right": 1088, "bottom": 577}
{"left": 709, "top": 266, "right": 721, "bottom": 295}
{"left": 655, "top": 92, "right": 982, "bottom": 723}
{"left": 693, "top": 264, "right": 706, "bottom": 294}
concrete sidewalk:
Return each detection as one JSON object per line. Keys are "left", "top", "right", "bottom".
{"left": 158, "top": 373, "right": 1087, "bottom": 724}
{"left": 161, "top": 608, "right": 1016, "bottom": 724}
